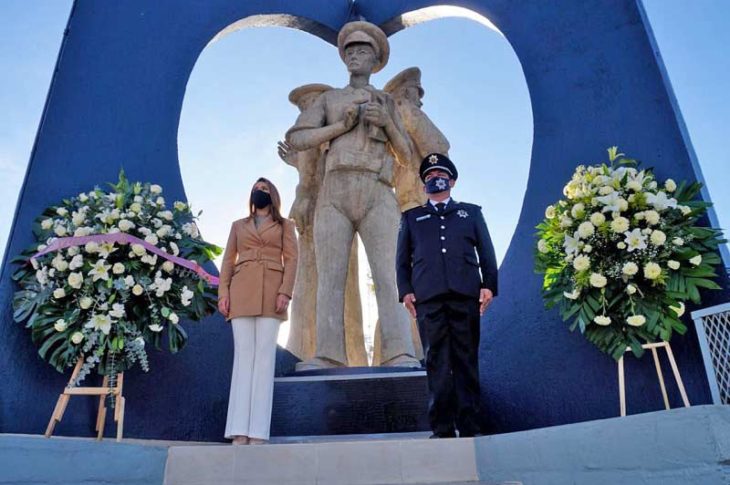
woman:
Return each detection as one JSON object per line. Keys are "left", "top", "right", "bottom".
{"left": 218, "top": 177, "right": 298, "bottom": 445}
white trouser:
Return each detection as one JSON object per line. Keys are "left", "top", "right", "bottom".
{"left": 224, "top": 316, "right": 280, "bottom": 440}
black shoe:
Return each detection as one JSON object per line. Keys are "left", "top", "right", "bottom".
{"left": 458, "top": 431, "right": 484, "bottom": 438}
{"left": 429, "top": 431, "right": 457, "bottom": 439}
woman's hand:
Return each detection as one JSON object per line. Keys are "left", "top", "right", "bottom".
{"left": 218, "top": 296, "right": 230, "bottom": 318}
{"left": 275, "top": 293, "right": 291, "bottom": 313}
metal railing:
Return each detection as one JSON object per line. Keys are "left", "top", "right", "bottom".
{"left": 692, "top": 302, "right": 730, "bottom": 405}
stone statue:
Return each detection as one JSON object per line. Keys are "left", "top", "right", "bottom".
{"left": 385, "top": 67, "right": 450, "bottom": 210}
{"left": 278, "top": 84, "right": 367, "bottom": 366}
{"left": 285, "top": 21, "right": 419, "bottom": 369}
{"left": 372, "top": 67, "right": 451, "bottom": 365}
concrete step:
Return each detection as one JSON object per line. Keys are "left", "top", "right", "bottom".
{"left": 163, "top": 405, "right": 730, "bottom": 485}
{"left": 165, "top": 436, "right": 484, "bottom": 485}
{"left": 3, "top": 405, "right": 728, "bottom": 485}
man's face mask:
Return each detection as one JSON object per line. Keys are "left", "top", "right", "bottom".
{"left": 425, "top": 176, "right": 451, "bottom": 194}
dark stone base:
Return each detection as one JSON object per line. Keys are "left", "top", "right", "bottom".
{"left": 291, "top": 365, "right": 425, "bottom": 377}
{"left": 270, "top": 370, "right": 430, "bottom": 436}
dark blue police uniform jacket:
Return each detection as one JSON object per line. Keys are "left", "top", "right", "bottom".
{"left": 396, "top": 200, "right": 498, "bottom": 303}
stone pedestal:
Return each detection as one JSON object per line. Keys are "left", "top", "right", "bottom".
{"left": 270, "top": 367, "right": 429, "bottom": 436}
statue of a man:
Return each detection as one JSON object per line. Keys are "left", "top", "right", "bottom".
{"left": 286, "top": 21, "right": 419, "bottom": 369}
{"left": 372, "top": 67, "right": 452, "bottom": 365}
{"left": 384, "top": 67, "right": 451, "bottom": 211}
{"left": 278, "top": 84, "right": 367, "bottom": 367}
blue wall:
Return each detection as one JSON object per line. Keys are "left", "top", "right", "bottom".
{"left": 1, "top": 0, "right": 727, "bottom": 441}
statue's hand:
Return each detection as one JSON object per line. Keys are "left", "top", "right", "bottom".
{"left": 342, "top": 105, "right": 360, "bottom": 131}
{"left": 364, "top": 101, "right": 389, "bottom": 128}
{"left": 277, "top": 140, "right": 296, "bottom": 167}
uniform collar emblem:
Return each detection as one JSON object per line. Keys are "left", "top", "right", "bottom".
{"left": 428, "top": 154, "right": 439, "bottom": 164}
{"left": 457, "top": 209, "right": 469, "bottom": 218}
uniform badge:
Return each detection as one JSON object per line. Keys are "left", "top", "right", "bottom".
{"left": 457, "top": 209, "right": 469, "bottom": 218}
{"left": 416, "top": 214, "right": 431, "bottom": 222}
{"left": 428, "top": 154, "right": 438, "bottom": 164}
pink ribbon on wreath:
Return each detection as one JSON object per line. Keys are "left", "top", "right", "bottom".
{"left": 31, "top": 232, "right": 219, "bottom": 286}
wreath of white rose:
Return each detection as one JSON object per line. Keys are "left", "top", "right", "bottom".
{"left": 12, "top": 171, "right": 221, "bottom": 383}
{"left": 535, "top": 147, "right": 725, "bottom": 359}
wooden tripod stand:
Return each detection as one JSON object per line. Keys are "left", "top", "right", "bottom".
{"left": 618, "top": 341, "right": 690, "bottom": 417}
{"left": 45, "top": 358, "right": 126, "bottom": 441}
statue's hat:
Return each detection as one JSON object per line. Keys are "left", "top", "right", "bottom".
{"left": 288, "top": 83, "right": 333, "bottom": 107}
{"left": 420, "top": 153, "right": 458, "bottom": 182}
{"left": 384, "top": 67, "right": 424, "bottom": 98}
{"left": 337, "top": 21, "right": 390, "bottom": 73}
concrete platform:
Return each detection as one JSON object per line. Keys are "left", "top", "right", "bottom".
{"left": 2, "top": 405, "right": 728, "bottom": 485}
{"left": 165, "top": 435, "right": 482, "bottom": 485}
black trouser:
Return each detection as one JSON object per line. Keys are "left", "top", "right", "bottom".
{"left": 416, "top": 293, "right": 481, "bottom": 436}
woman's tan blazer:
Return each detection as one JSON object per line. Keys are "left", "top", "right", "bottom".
{"left": 218, "top": 216, "right": 298, "bottom": 321}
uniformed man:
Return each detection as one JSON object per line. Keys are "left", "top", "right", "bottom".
{"left": 396, "top": 153, "right": 498, "bottom": 438}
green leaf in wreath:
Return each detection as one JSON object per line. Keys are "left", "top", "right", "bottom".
{"left": 13, "top": 289, "right": 43, "bottom": 323}
{"left": 12, "top": 267, "right": 30, "bottom": 282}
{"left": 686, "top": 283, "right": 701, "bottom": 304}
{"left": 581, "top": 303, "right": 596, "bottom": 322}
{"left": 688, "top": 278, "right": 722, "bottom": 290}
{"left": 702, "top": 252, "right": 722, "bottom": 265}
{"left": 38, "top": 332, "right": 68, "bottom": 361}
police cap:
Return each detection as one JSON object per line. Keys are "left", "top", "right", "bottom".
{"left": 419, "top": 153, "right": 458, "bottom": 182}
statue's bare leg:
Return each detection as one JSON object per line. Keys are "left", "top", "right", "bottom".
{"left": 286, "top": 229, "right": 317, "bottom": 360}
{"left": 296, "top": 201, "right": 355, "bottom": 370}
{"left": 358, "top": 183, "right": 420, "bottom": 367}
{"left": 344, "top": 238, "right": 367, "bottom": 366}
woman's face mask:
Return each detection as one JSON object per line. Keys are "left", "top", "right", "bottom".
{"left": 424, "top": 176, "right": 451, "bottom": 194}
{"left": 251, "top": 189, "right": 272, "bottom": 209}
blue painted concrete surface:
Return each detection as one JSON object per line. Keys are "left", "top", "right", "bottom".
{"left": 0, "top": 0, "right": 728, "bottom": 441}
{"left": 0, "top": 435, "right": 167, "bottom": 485}
{"left": 1, "top": 405, "right": 727, "bottom": 484}
{"left": 475, "top": 404, "right": 730, "bottom": 485}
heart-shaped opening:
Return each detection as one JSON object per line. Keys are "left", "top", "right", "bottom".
{"left": 178, "top": 7, "right": 533, "bottom": 360}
